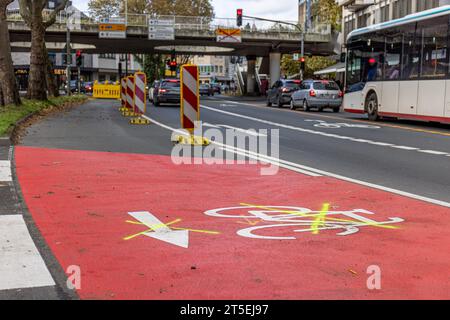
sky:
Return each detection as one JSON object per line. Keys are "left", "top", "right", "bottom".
{"left": 71, "top": 0, "right": 299, "bottom": 22}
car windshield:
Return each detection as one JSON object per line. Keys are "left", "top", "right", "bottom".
{"left": 283, "top": 81, "right": 300, "bottom": 88}
{"left": 161, "top": 81, "right": 180, "bottom": 88}
{"left": 313, "top": 81, "right": 339, "bottom": 90}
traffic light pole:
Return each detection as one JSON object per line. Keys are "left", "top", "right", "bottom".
{"left": 66, "top": 25, "right": 71, "bottom": 96}
{"left": 241, "top": 14, "right": 305, "bottom": 80}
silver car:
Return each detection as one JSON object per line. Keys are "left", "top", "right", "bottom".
{"left": 290, "top": 80, "right": 343, "bottom": 112}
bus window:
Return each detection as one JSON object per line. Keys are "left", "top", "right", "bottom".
{"left": 385, "top": 32, "right": 402, "bottom": 80}
{"left": 419, "top": 16, "right": 449, "bottom": 78}
{"left": 401, "top": 23, "right": 421, "bottom": 79}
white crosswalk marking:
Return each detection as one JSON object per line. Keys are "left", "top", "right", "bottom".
{"left": 0, "top": 161, "right": 12, "bottom": 182}
{"left": 0, "top": 215, "right": 55, "bottom": 290}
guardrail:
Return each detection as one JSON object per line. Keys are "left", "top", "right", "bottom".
{"left": 6, "top": 9, "right": 331, "bottom": 36}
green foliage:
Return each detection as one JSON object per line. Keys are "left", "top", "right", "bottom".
{"left": 281, "top": 55, "right": 336, "bottom": 79}
{"left": 0, "top": 95, "right": 87, "bottom": 136}
{"left": 134, "top": 54, "right": 166, "bottom": 84}
{"left": 312, "top": 0, "right": 342, "bottom": 32}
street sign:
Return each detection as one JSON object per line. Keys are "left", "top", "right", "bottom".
{"left": 99, "top": 24, "right": 126, "bottom": 32}
{"left": 99, "top": 18, "right": 126, "bottom": 39}
{"left": 216, "top": 28, "right": 242, "bottom": 43}
{"left": 148, "top": 18, "right": 175, "bottom": 40}
{"left": 293, "top": 53, "right": 300, "bottom": 61}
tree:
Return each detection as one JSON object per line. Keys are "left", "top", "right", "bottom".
{"left": 312, "top": 0, "right": 341, "bottom": 32}
{"left": 0, "top": 0, "right": 21, "bottom": 106}
{"left": 88, "top": 0, "right": 121, "bottom": 19}
{"left": 282, "top": 55, "right": 335, "bottom": 79}
{"left": 19, "top": 0, "right": 68, "bottom": 100}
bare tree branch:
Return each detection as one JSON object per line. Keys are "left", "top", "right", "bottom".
{"left": 43, "top": 0, "right": 68, "bottom": 29}
{"left": 18, "top": 0, "right": 32, "bottom": 27}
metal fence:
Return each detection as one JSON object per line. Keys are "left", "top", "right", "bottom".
{"left": 7, "top": 9, "right": 331, "bottom": 35}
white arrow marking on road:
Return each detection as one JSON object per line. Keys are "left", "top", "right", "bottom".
{"left": 128, "top": 211, "right": 189, "bottom": 249}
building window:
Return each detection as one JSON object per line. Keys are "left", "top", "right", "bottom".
{"left": 344, "top": 17, "right": 355, "bottom": 39}
{"left": 357, "top": 13, "right": 369, "bottom": 28}
{"left": 417, "top": 0, "right": 440, "bottom": 12}
{"left": 380, "top": 4, "right": 390, "bottom": 23}
{"left": 393, "top": 0, "right": 412, "bottom": 19}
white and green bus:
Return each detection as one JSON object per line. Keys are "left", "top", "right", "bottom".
{"left": 344, "top": 5, "right": 450, "bottom": 123}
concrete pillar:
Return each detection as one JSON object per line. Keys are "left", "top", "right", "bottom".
{"left": 269, "top": 52, "right": 281, "bottom": 86}
{"left": 412, "top": 0, "right": 417, "bottom": 13}
{"left": 246, "top": 55, "right": 257, "bottom": 95}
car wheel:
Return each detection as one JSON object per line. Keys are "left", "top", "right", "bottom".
{"left": 333, "top": 106, "right": 340, "bottom": 113}
{"left": 290, "top": 99, "right": 296, "bottom": 110}
{"left": 303, "top": 99, "right": 309, "bottom": 112}
{"left": 366, "top": 92, "right": 379, "bottom": 121}
{"left": 318, "top": 107, "right": 324, "bottom": 112}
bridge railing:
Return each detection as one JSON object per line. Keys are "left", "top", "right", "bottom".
{"left": 6, "top": 9, "right": 331, "bottom": 36}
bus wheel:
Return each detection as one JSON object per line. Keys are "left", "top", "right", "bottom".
{"left": 366, "top": 92, "right": 379, "bottom": 121}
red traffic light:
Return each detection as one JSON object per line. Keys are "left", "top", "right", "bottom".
{"left": 76, "top": 50, "right": 82, "bottom": 57}
{"left": 300, "top": 57, "right": 305, "bottom": 62}
{"left": 237, "top": 9, "right": 243, "bottom": 15}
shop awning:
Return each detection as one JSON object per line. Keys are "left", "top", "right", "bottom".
{"left": 314, "top": 62, "right": 345, "bottom": 76}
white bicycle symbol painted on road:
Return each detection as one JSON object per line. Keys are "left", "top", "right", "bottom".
{"left": 204, "top": 205, "right": 404, "bottom": 240}
{"left": 305, "top": 120, "right": 381, "bottom": 129}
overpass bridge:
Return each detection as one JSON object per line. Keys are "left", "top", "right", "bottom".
{"left": 7, "top": 10, "right": 337, "bottom": 90}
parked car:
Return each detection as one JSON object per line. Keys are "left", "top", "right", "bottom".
{"left": 199, "top": 83, "right": 214, "bottom": 96}
{"left": 290, "top": 80, "right": 343, "bottom": 112}
{"left": 153, "top": 79, "right": 180, "bottom": 106}
{"left": 266, "top": 79, "right": 301, "bottom": 107}
{"left": 148, "top": 80, "right": 160, "bottom": 102}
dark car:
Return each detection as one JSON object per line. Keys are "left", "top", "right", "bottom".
{"left": 211, "top": 83, "right": 221, "bottom": 94}
{"left": 199, "top": 83, "right": 214, "bottom": 96}
{"left": 67, "top": 80, "right": 85, "bottom": 94}
{"left": 266, "top": 79, "right": 301, "bottom": 107}
{"left": 153, "top": 79, "right": 180, "bottom": 106}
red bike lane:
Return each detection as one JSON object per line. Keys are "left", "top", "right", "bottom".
{"left": 14, "top": 146, "right": 450, "bottom": 299}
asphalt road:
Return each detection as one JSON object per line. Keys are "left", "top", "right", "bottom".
{"left": 21, "top": 96, "right": 450, "bottom": 203}
{"left": 9, "top": 95, "right": 450, "bottom": 300}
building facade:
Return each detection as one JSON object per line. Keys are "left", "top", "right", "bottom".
{"left": 339, "top": 0, "right": 450, "bottom": 42}
{"left": 190, "top": 55, "right": 233, "bottom": 84}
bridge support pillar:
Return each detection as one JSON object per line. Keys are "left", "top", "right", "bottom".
{"left": 269, "top": 52, "right": 281, "bottom": 86}
{"left": 246, "top": 55, "right": 257, "bottom": 95}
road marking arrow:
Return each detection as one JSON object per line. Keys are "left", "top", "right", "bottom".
{"left": 127, "top": 211, "right": 189, "bottom": 248}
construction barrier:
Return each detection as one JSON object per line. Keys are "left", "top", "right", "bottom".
{"left": 176, "top": 65, "right": 209, "bottom": 145}
{"left": 93, "top": 81, "right": 121, "bottom": 99}
{"left": 134, "top": 72, "right": 147, "bottom": 115}
{"left": 119, "top": 78, "right": 127, "bottom": 111}
{"left": 130, "top": 72, "right": 150, "bottom": 125}
{"left": 180, "top": 65, "right": 200, "bottom": 132}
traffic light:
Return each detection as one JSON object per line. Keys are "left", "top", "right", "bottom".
{"left": 237, "top": 9, "right": 243, "bottom": 27}
{"left": 300, "top": 56, "right": 306, "bottom": 71}
{"left": 169, "top": 60, "right": 177, "bottom": 72}
{"left": 76, "top": 50, "right": 83, "bottom": 67}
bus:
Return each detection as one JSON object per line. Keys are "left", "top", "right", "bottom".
{"left": 343, "top": 5, "right": 450, "bottom": 123}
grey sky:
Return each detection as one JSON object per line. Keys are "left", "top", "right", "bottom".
{"left": 72, "top": 0, "right": 299, "bottom": 21}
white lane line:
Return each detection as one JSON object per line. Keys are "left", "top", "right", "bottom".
{"left": 142, "top": 114, "right": 450, "bottom": 208}
{"left": 0, "top": 161, "right": 12, "bottom": 182}
{"left": 418, "top": 150, "right": 449, "bottom": 155}
{"left": 204, "top": 122, "right": 267, "bottom": 137}
{"left": 0, "top": 215, "right": 55, "bottom": 290}
{"left": 142, "top": 115, "right": 319, "bottom": 177}
{"left": 200, "top": 105, "right": 450, "bottom": 158}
